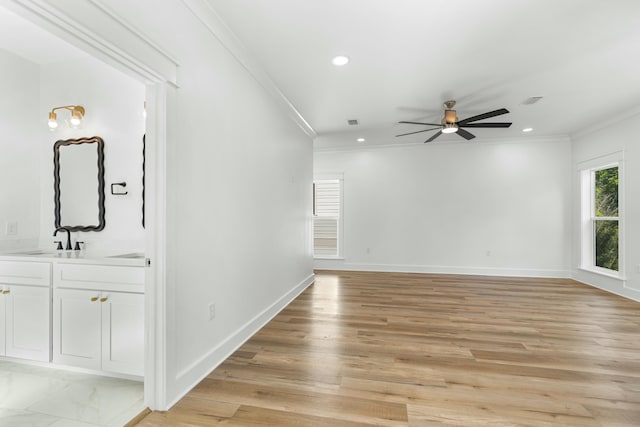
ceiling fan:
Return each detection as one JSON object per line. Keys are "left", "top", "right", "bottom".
{"left": 396, "top": 100, "right": 512, "bottom": 143}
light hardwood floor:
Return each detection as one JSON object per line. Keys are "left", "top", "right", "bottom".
{"left": 137, "top": 271, "right": 640, "bottom": 426}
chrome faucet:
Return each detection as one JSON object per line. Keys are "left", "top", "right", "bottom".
{"left": 53, "top": 227, "right": 72, "bottom": 250}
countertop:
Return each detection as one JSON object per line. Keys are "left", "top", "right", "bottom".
{"left": 0, "top": 249, "right": 146, "bottom": 267}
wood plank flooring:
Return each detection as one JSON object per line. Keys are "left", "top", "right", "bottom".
{"left": 137, "top": 271, "right": 640, "bottom": 426}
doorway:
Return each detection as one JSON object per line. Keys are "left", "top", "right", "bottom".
{"left": 0, "top": 2, "right": 164, "bottom": 420}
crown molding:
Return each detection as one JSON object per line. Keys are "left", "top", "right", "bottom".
{"left": 0, "top": 0, "right": 178, "bottom": 85}
{"left": 182, "top": 0, "right": 317, "bottom": 139}
{"left": 314, "top": 134, "right": 571, "bottom": 153}
{"left": 572, "top": 106, "right": 640, "bottom": 140}
{"left": 86, "top": 0, "right": 180, "bottom": 66}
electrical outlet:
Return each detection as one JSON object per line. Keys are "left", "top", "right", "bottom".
{"left": 208, "top": 303, "right": 216, "bottom": 320}
{"left": 5, "top": 221, "right": 17, "bottom": 236}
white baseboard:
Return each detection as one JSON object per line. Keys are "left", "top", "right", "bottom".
{"left": 166, "top": 272, "right": 315, "bottom": 410}
{"left": 314, "top": 260, "right": 571, "bottom": 279}
{"left": 572, "top": 269, "right": 640, "bottom": 302}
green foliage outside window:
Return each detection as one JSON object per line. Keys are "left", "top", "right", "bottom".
{"left": 594, "top": 167, "right": 618, "bottom": 271}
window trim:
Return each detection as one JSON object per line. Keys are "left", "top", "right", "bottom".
{"left": 579, "top": 152, "right": 624, "bottom": 279}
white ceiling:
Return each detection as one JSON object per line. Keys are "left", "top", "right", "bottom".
{"left": 208, "top": 0, "right": 640, "bottom": 148}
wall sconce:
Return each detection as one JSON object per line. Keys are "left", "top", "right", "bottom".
{"left": 48, "top": 105, "right": 85, "bottom": 129}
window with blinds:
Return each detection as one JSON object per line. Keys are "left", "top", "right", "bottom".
{"left": 313, "top": 179, "right": 341, "bottom": 257}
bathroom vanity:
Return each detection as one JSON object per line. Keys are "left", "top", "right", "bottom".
{"left": 0, "top": 251, "right": 145, "bottom": 378}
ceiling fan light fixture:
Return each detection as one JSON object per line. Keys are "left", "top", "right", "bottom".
{"left": 442, "top": 123, "right": 458, "bottom": 134}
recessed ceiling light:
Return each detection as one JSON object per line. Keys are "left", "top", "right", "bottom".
{"left": 522, "top": 127, "right": 533, "bottom": 132}
{"left": 331, "top": 55, "right": 349, "bottom": 66}
{"left": 357, "top": 138, "right": 365, "bottom": 142}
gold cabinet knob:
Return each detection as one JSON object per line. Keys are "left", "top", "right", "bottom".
{"left": 2, "top": 289, "right": 9, "bottom": 294}
{"left": 90, "top": 296, "right": 99, "bottom": 302}
{"left": 100, "top": 297, "right": 108, "bottom": 302}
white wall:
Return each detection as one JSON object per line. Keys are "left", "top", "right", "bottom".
{"left": 164, "top": 11, "right": 314, "bottom": 406}
{"left": 572, "top": 112, "right": 640, "bottom": 301}
{"left": 63, "top": 0, "right": 315, "bottom": 408}
{"left": 314, "top": 137, "right": 572, "bottom": 277}
{"left": 38, "top": 57, "right": 146, "bottom": 251}
{"left": 0, "top": 49, "right": 40, "bottom": 251}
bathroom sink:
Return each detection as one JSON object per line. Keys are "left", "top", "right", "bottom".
{"left": 107, "top": 252, "right": 144, "bottom": 259}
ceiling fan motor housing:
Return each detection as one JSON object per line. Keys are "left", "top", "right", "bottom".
{"left": 443, "top": 109, "right": 457, "bottom": 124}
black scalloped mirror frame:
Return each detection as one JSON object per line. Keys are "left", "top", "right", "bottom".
{"left": 54, "top": 136, "right": 106, "bottom": 232}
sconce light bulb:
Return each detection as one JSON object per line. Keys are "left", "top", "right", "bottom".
{"left": 70, "top": 106, "right": 84, "bottom": 127}
{"left": 70, "top": 111, "right": 82, "bottom": 127}
{"left": 48, "top": 111, "right": 58, "bottom": 129}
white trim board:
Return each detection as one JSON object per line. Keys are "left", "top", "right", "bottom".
{"left": 314, "top": 261, "right": 571, "bottom": 279}
{"left": 572, "top": 269, "right": 640, "bottom": 303}
{"left": 143, "top": 83, "right": 170, "bottom": 410}
{"left": 313, "top": 135, "right": 572, "bottom": 153}
{"left": 0, "top": 0, "right": 178, "bottom": 85}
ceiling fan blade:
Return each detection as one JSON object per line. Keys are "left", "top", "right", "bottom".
{"left": 399, "top": 121, "right": 443, "bottom": 126}
{"left": 395, "top": 127, "right": 442, "bottom": 137}
{"left": 457, "top": 108, "right": 509, "bottom": 125}
{"left": 456, "top": 128, "right": 476, "bottom": 140}
{"left": 460, "top": 122, "right": 512, "bottom": 128}
{"left": 425, "top": 131, "right": 442, "bottom": 143}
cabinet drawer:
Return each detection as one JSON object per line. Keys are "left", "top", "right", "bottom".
{"left": 54, "top": 263, "right": 144, "bottom": 292}
{"left": 0, "top": 261, "right": 50, "bottom": 286}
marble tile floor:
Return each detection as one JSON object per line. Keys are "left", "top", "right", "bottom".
{"left": 0, "top": 360, "right": 144, "bottom": 427}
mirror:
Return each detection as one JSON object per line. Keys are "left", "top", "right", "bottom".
{"left": 54, "top": 136, "right": 105, "bottom": 231}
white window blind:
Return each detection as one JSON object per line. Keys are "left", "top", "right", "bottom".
{"left": 313, "top": 180, "right": 340, "bottom": 257}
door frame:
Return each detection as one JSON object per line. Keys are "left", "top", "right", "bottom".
{"left": 0, "top": 0, "right": 171, "bottom": 410}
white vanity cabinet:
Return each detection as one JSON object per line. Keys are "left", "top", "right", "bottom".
{"left": 0, "top": 261, "right": 51, "bottom": 362}
{"left": 53, "top": 263, "right": 144, "bottom": 377}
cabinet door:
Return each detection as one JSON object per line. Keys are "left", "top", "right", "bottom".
{"left": 5, "top": 285, "right": 50, "bottom": 361}
{"left": 101, "top": 292, "right": 144, "bottom": 376}
{"left": 53, "top": 288, "right": 102, "bottom": 370}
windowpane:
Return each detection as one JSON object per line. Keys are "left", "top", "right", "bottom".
{"left": 594, "top": 167, "right": 618, "bottom": 217}
{"left": 595, "top": 220, "right": 618, "bottom": 271}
